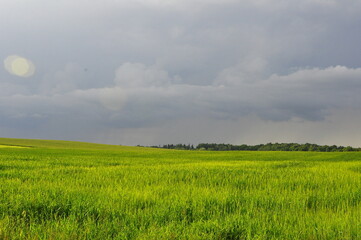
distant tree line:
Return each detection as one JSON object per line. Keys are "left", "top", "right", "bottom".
{"left": 142, "top": 143, "right": 360, "bottom": 152}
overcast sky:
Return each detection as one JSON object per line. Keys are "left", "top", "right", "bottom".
{"left": 1, "top": 0, "right": 361, "bottom": 146}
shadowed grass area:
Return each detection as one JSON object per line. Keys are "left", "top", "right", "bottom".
{"left": 0, "top": 138, "right": 360, "bottom": 239}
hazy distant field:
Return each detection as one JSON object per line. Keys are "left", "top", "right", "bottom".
{"left": 0, "top": 138, "right": 360, "bottom": 239}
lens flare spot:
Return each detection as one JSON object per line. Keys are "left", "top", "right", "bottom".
{"left": 4, "top": 55, "right": 35, "bottom": 77}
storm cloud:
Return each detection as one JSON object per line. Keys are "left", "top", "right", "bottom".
{"left": 1, "top": 0, "right": 361, "bottom": 146}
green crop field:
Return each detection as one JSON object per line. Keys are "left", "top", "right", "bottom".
{"left": 0, "top": 138, "right": 360, "bottom": 239}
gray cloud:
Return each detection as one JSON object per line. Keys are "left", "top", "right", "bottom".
{"left": 2, "top": 64, "right": 361, "bottom": 126}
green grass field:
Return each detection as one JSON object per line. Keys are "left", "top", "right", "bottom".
{"left": 0, "top": 138, "right": 360, "bottom": 239}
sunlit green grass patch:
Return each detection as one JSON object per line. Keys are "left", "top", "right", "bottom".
{"left": 0, "top": 144, "right": 29, "bottom": 149}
